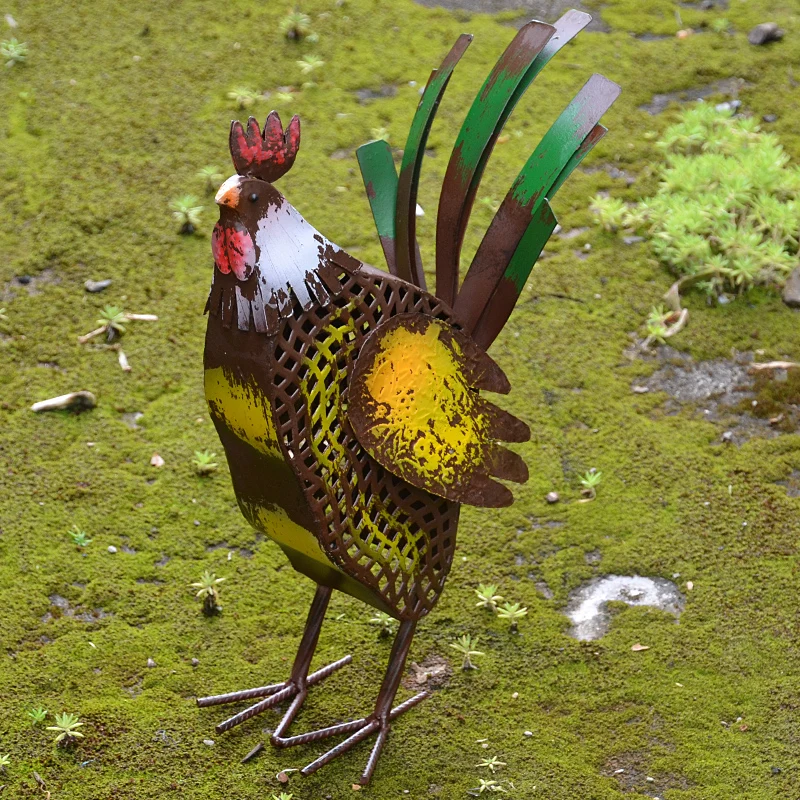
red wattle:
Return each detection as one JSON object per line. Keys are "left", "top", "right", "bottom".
{"left": 212, "top": 221, "right": 256, "bottom": 281}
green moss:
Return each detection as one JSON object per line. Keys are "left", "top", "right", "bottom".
{"left": 2, "top": 0, "right": 800, "bottom": 798}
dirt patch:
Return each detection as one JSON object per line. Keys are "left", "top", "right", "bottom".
{"left": 604, "top": 750, "right": 692, "bottom": 796}
{"left": 638, "top": 347, "right": 799, "bottom": 444}
{"left": 1, "top": 269, "right": 61, "bottom": 302}
{"left": 412, "top": 0, "right": 609, "bottom": 31}
{"left": 639, "top": 77, "right": 748, "bottom": 115}
{"left": 402, "top": 653, "right": 452, "bottom": 691}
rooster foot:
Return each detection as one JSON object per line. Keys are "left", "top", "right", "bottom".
{"left": 196, "top": 654, "right": 352, "bottom": 734}
{"left": 272, "top": 691, "right": 428, "bottom": 785}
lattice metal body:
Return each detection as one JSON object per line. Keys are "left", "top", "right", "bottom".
{"left": 206, "top": 257, "right": 461, "bottom": 621}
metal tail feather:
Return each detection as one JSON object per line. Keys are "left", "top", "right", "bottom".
{"left": 393, "top": 33, "right": 473, "bottom": 289}
{"left": 435, "top": 10, "right": 593, "bottom": 307}
{"left": 453, "top": 74, "right": 620, "bottom": 338}
{"left": 470, "top": 123, "right": 608, "bottom": 350}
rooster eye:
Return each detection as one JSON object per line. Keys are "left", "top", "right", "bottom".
{"left": 249, "top": 193, "right": 259, "bottom": 203}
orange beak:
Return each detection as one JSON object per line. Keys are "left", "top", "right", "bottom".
{"left": 215, "top": 175, "right": 242, "bottom": 209}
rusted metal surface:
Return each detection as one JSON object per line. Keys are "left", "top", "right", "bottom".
{"left": 394, "top": 34, "right": 472, "bottom": 289}
{"left": 197, "top": 585, "right": 352, "bottom": 734}
{"left": 230, "top": 111, "right": 300, "bottom": 183}
{"left": 202, "top": 12, "right": 619, "bottom": 781}
{"left": 436, "top": 11, "right": 595, "bottom": 306}
{"left": 453, "top": 73, "right": 620, "bottom": 334}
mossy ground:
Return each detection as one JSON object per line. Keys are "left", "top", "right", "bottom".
{"left": 1, "top": 0, "right": 800, "bottom": 797}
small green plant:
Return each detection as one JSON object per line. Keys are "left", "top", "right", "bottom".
{"left": 592, "top": 104, "right": 800, "bottom": 332}
{"left": 496, "top": 601, "right": 528, "bottom": 631}
{"left": 47, "top": 712, "right": 84, "bottom": 747}
{"left": 191, "top": 571, "right": 225, "bottom": 615}
{"left": 711, "top": 17, "right": 731, "bottom": 34}
{"left": 197, "top": 165, "right": 223, "bottom": 194}
{"left": 0, "top": 308, "right": 7, "bottom": 322}
{"left": 590, "top": 195, "right": 627, "bottom": 232}
{"left": 98, "top": 305, "right": 128, "bottom": 340}
{"left": 280, "top": 10, "right": 313, "bottom": 40}
{"left": 69, "top": 526, "right": 92, "bottom": 548}
{"left": 370, "top": 126, "right": 390, "bottom": 142}
{"left": 475, "top": 583, "right": 504, "bottom": 611}
{"left": 476, "top": 755, "right": 506, "bottom": 773}
{"left": 297, "top": 54, "right": 324, "bottom": 74}
{"left": 227, "top": 86, "right": 261, "bottom": 110}
{"left": 369, "top": 610, "right": 397, "bottom": 637}
{"left": 79, "top": 305, "right": 157, "bottom": 347}
{"left": 273, "top": 90, "right": 295, "bottom": 104}
{"left": 449, "top": 634, "right": 484, "bottom": 670}
{"left": 170, "top": 194, "right": 204, "bottom": 234}
{"left": 28, "top": 706, "right": 48, "bottom": 724}
{"left": 0, "top": 753, "right": 9, "bottom": 771}
{"left": 474, "top": 778, "right": 508, "bottom": 793}
{"left": 579, "top": 470, "right": 602, "bottom": 501}
{"left": 1, "top": 37, "right": 28, "bottom": 66}
{"left": 297, "top": 54, "right": 324, "bottom": 86}
{"left": 272, "top": 793, "right": 294, "bottom": 800}
{"left": 193, "top": 450, "right": 218, "bottom": 476}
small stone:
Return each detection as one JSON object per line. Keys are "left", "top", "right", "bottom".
{"left": 646, "top": 776, "right": 655, "bottom": 783}
{"left": 622, "top": 235, "right": 645, "bottom": 245}
{"left": 31, "top": 391, "right": 97, "bottom": 413}
{"left": 632, "top": 385, "right": 649, "bottom": 394}
{"left": 203, "top": 739, "right": 215, "bottom": 746}
{"left": 721, "top": 431, "right": 734, "bottom": 443}
{"left": 147, "top": 657, "right": 156, "bottom": 668}
{"left": 511, "top": 692, "right": 519, "bottom": 699}
{"left": 676, "top": 29, "right": 693, "bottom": 39}
{"left": 107, "top": 545, "right": 117, "bottom": 554}
{"left": 781, "top": 266, "right": 800, "bottom": 308}
{"left": 17, "top": 274, "right": 31, "bottom": 285}
{"left": 545, "top": 491, "right": 559, "bottom": 504}
{"left": 631, "top": 643, "right": 650, "bottom": 652}
{"left": 748, "top": 22, "right": 784, "bottom": 46}
{"left": 771, "top": 766, "right": 782, "bottom": 775}
{"left": 276, "top": 771, "right": 290, "bottom": 784}
{"left": 191, "top": 658, "right": 200, "bottom": 667}
{"left": 762, "top": 113, "right": 778, "bottom": 123}
{"left": 150, "top": 453, "right": 165, "bottom": 468}
{"left": 84, "top": 279, "right": 112, "bottom": 293}
{"left": 523, "top": 730, "right": 533, "bottom": 737}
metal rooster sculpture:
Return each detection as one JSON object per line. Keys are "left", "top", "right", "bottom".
{"left": 198, "top": 10, "right": 619, "bottom": 784}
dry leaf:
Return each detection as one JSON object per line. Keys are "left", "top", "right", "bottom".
{"left": 631, "top": 643, "right": 650, "bottom": 652}
{"left": 351, "top": 784, "right": 362, "bottom": 791}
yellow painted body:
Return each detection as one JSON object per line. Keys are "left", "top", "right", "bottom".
{"left": 204, "top": 365, "right": 339, "bottom": 572}
{"left": 204, "top": 367, "right": 282, "bottom": 459}
{"left": 363, "top": 321, "right": 488, "bottom": 487}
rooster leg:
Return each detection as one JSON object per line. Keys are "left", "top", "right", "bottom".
{"left": 274, "top": 619, "right": 427, "bottom": 785}
{"left": 196, "top": 584, "right": 351, "bottom": 736}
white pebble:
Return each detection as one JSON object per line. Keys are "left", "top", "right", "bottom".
{"left": 108, "top": 545, "right": 117, "bottom": 554}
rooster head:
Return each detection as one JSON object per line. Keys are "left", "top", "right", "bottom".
{"left": 212, "top": 111, "right": 301, "bottom": 281}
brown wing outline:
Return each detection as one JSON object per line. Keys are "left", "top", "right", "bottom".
{"left": 348, "top": 314, "right": 530, "bottom": 508}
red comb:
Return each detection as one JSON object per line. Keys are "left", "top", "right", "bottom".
{"left": 229, "top": 111, "right": 301, "bottom": 182}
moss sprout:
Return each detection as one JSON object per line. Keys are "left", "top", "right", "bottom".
{"left": 191, "top": 571, "right": 225, "bottom": 615}
{"left": 46, "top": 713, "right": 84, "bottom": 747}
{"left": 1, "top": 37, "right": 27, "bottom": 66}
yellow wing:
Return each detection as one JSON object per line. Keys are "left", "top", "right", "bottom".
{"left": 348, "top": 313, "right": 529, "bottom": 508}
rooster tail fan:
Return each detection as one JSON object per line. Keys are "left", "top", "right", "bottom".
{"left": 356, "top": 10, "right": 619, "bottom": 330}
